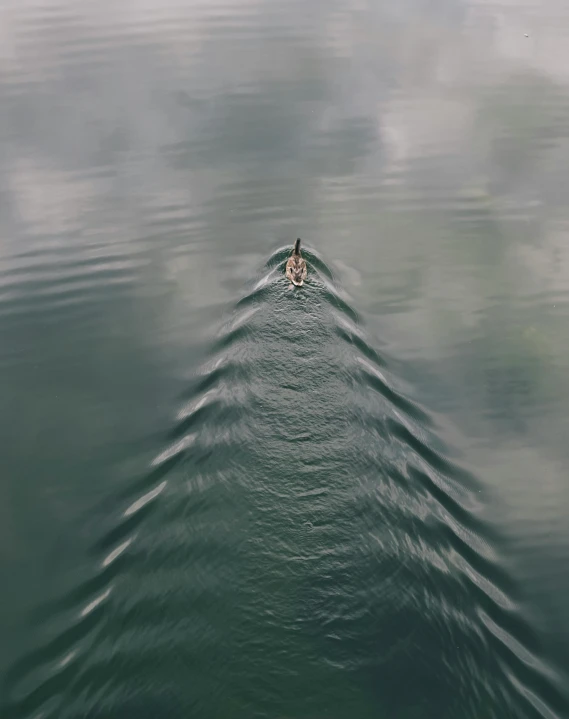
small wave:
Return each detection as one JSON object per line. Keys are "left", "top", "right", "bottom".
{"left": 3, "top": 245, "right": 563, "bottom": 719}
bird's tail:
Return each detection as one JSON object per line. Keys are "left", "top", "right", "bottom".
{"left": 294, "top": 238, "right": 301, "bottom": 255}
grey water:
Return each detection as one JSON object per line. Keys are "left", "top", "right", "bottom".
{"left": 1, "top": 1, "right": 569, "bottom": 717}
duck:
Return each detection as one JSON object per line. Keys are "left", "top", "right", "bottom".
{"left": 285, "top": 238, "right": 307, "bottom": 287}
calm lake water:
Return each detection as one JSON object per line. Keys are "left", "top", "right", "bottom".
{"left": 1, "top": 1, "right": 569, "bottom": 717}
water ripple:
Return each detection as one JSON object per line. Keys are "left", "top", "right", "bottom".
{"left": 2, "top": 246, "right": 564, "bottom": 719}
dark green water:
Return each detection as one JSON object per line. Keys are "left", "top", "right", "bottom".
{"left": 2, "top": 1, "right": 569, "bottom": 717}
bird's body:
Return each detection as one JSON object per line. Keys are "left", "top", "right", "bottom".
{"left": 285, "top": 238, "right": 307, "bottom": 287}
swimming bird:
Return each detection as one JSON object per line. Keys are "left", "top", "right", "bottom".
{"left": 285, "top": 238, "right": 307, "bottom": 287}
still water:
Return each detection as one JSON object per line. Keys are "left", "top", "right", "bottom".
{"left": 1, "top": 0, "right": 569, "bottom": 717}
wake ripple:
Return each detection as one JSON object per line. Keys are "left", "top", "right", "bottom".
{"left": 2, "top": 246, "right": 566, "bottom": 719}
